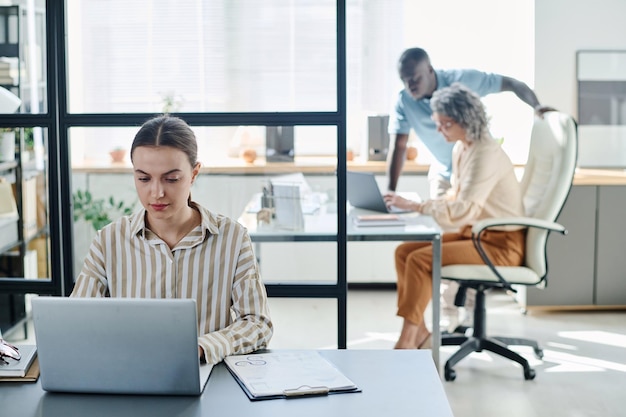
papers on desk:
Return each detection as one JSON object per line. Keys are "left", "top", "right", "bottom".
{"left": 245, "top": 172, "right": 324, "bottom": 216}
{"left": 246, "top": 193, "right": 322, "bottom": 214}
{"left": 272, "top": 184, "right": 305, "bottom": 230}
{"left": 246, "top": 193, "right": 321, "bottom": 215}
{"left": 353, "top": 213, "right": 406, "bottom": 227}
{"left": 224, "top": 351, "right": 361, "bottom": 401}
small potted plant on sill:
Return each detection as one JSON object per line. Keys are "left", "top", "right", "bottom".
{"left": 346, "top": 147, "right": 355, "bottom": 162}
{"left": 405, "top": 144, "right": 418, "bottom": 161}
{"left": 109, "top": 146, "right": 127, "bottom": 164}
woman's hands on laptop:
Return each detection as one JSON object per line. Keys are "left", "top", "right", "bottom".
{"left": 383, "top": 192, "right": 423, "bottom": 213}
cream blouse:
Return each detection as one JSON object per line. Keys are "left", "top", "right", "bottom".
{"left": 419, "top": 136, "right": 525, "bottom": 233}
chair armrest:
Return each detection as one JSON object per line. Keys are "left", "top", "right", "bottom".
{"left": 468, "top": 216, "right": 567, "bottom": 292}
{"left": 471, "top": 217, "right": 567, "bottom": 236}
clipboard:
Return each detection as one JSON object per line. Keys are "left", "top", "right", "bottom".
{"left": 223, "top": 351, "right": 361, "bottom": 401}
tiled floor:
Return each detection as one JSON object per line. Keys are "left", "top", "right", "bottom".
{"left": 5, "top": 289, "right": 625, "bottom": 417}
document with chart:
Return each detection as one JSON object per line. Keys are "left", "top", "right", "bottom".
{"left": 224, "top": 351, "right": 361, "bottom": 400}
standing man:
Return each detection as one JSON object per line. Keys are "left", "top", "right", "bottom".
{"left": 386, "top": 47, "right": 554, "bottom": 331}
{"left": 387, "top": 47, "right": 554, "bottom": 198}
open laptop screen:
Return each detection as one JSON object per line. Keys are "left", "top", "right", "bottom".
{"left": 347, "top": 171, "right": 419, "bottom": 213}
{"left": 32, "top": 297, "right": 212, "bottom": 396}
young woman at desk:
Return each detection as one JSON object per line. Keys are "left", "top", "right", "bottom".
{"left": 71, "top": 115, "right": 273, "bottom": 364}
{"left": 383, "top": 83, "right": 526, "bottom": 349}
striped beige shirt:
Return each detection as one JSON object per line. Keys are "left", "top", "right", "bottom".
{"left": 71, "top": 202, "right": 273, "bottom": 364}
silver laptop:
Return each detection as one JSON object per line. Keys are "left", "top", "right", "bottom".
{"left": 32, "top": 297, "right": 213, "bottom": 396}
{"left": 347, "top": 171, "right": 419, "bottom": 213}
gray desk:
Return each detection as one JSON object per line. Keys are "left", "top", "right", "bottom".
{"left": 240, "top": 203, "right": 443, "bottom": 369}
{"left": 0, "top": 350, "right": 454, "bottom": 417}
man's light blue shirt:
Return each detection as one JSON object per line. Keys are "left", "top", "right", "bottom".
{"left": 389, "top": 68, "right": 502, "bottom": 180}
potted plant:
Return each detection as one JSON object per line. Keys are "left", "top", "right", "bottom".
{"left": 109, "top": 146, "right": 127, "bottom": 163}
{"left": 21, "top": 127, "right": 35, "bottom": 162}
{"left": 346, "top": 147, "right": 355, "bottom": 162}
{"left": 406, "top": 143, "right": 418, "bottom": 161}
{"left": 73, "top": 189, "right": 135, "bottom": 231}
{"left": 23, "top": 127, "right": 34, "bottom": 149}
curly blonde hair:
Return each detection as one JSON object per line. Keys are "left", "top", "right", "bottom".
{"left": 430, "top": 83, "right": 489, "bottom": 142}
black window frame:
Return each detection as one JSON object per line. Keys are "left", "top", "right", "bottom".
{"left": 0, "top": 1, "right": 349, "bottom": 348}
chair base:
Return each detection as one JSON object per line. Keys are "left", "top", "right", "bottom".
{"left": 442, "top": 335, "right": 542, "bottom": 381}
{"left": 441, "top": 286, "right": 543, "bottom": 381}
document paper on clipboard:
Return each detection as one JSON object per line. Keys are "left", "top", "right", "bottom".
{"left": 223, "top": 351, "right": 360, "bottom": 401}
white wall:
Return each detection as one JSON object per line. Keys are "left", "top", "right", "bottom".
{"left": 535, "top": 0, "right": 626, "bottom": 116}
{"left": 536, "top": 0, "right": 626, "bottom": 167}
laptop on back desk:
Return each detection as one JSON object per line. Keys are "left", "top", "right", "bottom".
{"left": 347, "top": 171, "right": 420, "bottom": 213}
{"left": 32, "top": 297, "right": 213, "bottom": 396}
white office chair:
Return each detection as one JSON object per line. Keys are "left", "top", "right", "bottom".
{"left": 440, "top": 111, "right": 578, "bottom": 381}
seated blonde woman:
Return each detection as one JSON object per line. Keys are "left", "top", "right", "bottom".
{"left": 383, "top": 83, "right": 526, "bottom": 349}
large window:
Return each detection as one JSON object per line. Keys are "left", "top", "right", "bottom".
{"left": 400, "top": 0, "right": 535, "bottom": 164}
{"left": 67, "top": 0, "right": 338, "bottom": 114}
{"left": 67, "top": 0, "right": 534, "bottom": 164}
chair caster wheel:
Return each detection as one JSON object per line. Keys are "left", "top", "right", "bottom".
{"left": 444, "top": 367, "right": 456, "bottom": 381}
{"left": 524, "top": 368, "right": 536, "bottom": 380}
{"left": 534, "top": 348, "right": 544, "bottom": 359}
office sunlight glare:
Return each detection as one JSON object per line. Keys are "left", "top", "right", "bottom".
{"left": 558, "top": 330, "right": 626, "bottom": 348}
{"left": 541, "top": 349, "right": 626, "bottom": 373}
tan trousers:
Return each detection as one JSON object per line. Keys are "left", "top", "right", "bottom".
{"left": 395, "top": 226, "right": 526, "bottom": 327}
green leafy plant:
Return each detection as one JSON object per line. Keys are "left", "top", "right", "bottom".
{"left": 73, "top": 189, "right": 136, "bottom": 231}
{"left": 22, "top": 128, "right": 34, "bottom": 149}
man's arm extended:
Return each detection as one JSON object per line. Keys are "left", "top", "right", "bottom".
{"left": 386, "top": 133, "right": 409, "bottom": 192}
{"left": 501, "top": 76, "right": 556, "bottom": 116}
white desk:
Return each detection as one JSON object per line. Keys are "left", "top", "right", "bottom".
{"left": 0, "top": 350, "right": 454, "bottom": 417}
{"left": 239, "top": 203, "right": 443, "bottom": 370}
